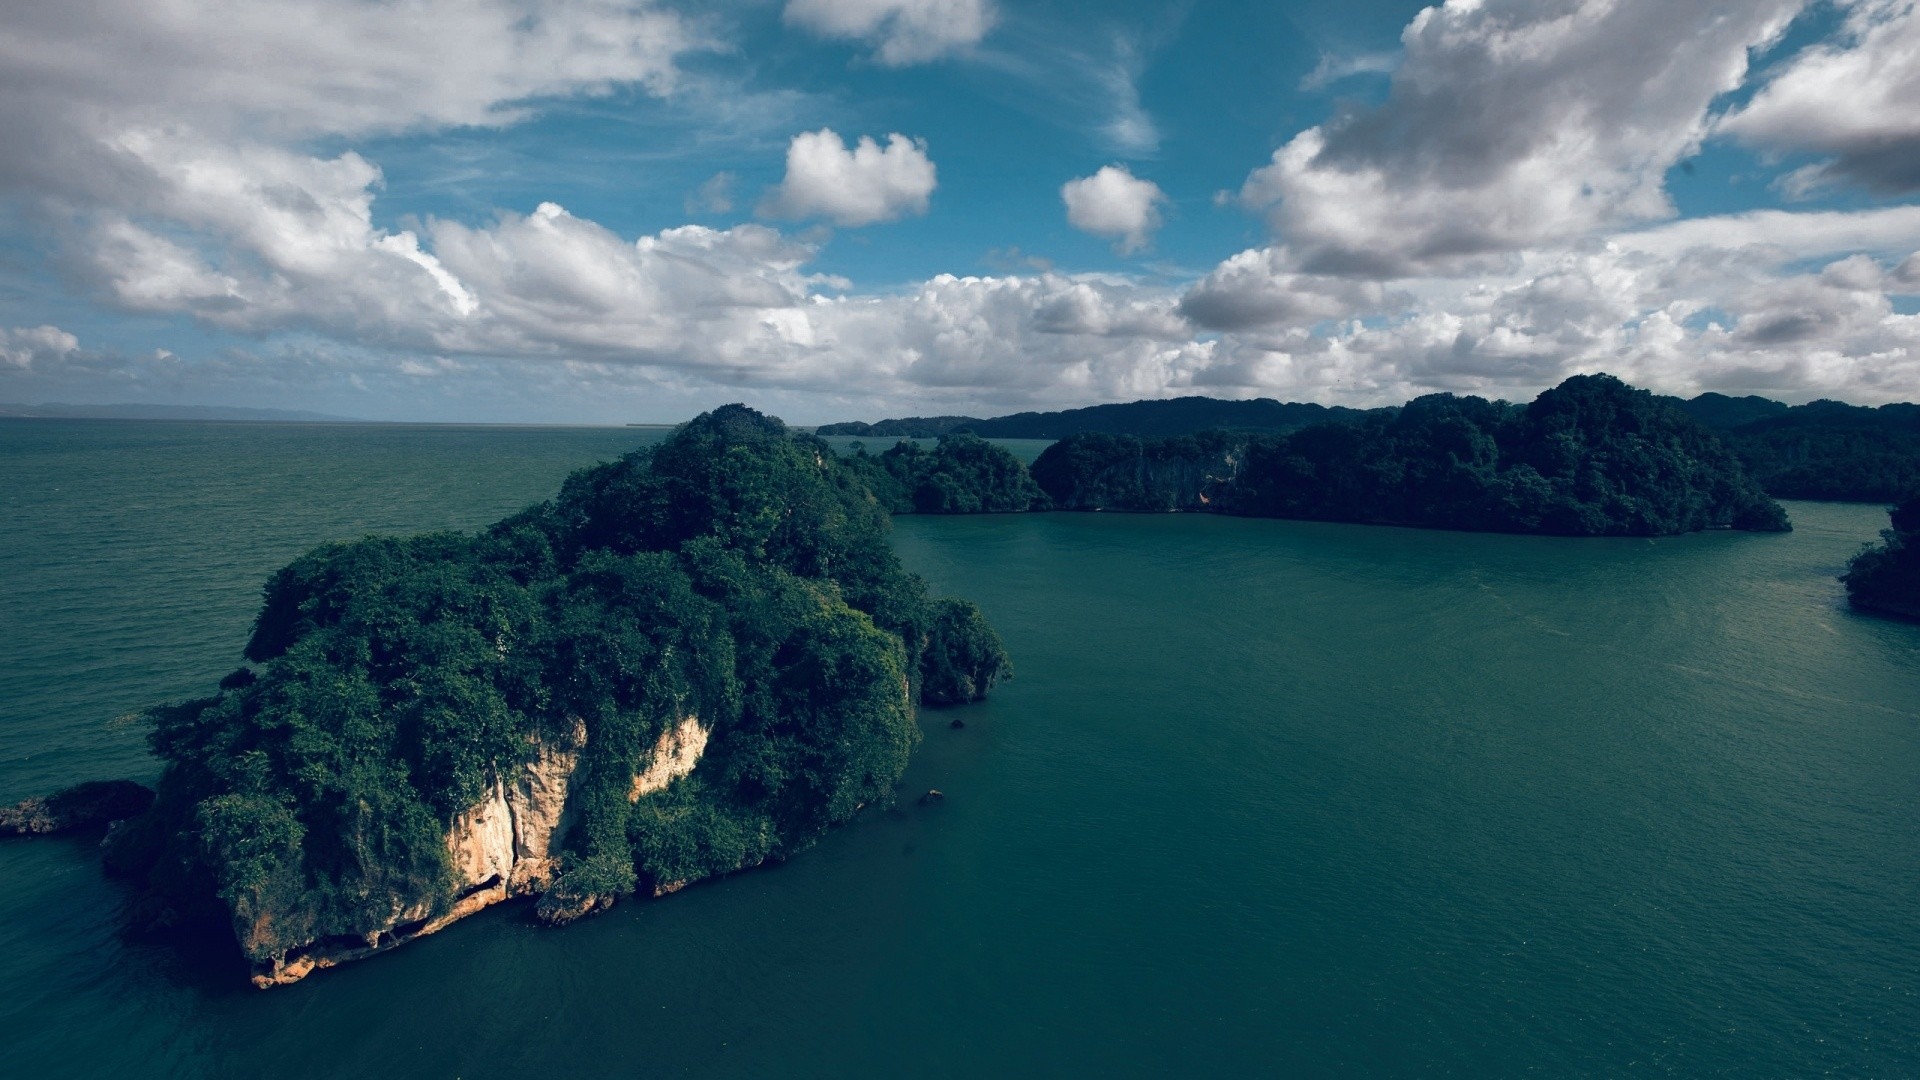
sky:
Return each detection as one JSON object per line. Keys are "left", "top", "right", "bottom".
{"left": 1, "top": 0, "right": 1918, "bottom": 424}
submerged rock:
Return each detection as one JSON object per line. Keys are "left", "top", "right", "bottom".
{"left": 1, "top": 780, "right": 153, "bottom": 837}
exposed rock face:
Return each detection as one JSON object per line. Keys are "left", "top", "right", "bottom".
{"left": 251, "top": 716, "right": 703, "bottom": 988}
{"left": 629, "top": 716, "right": 708, "bottom": 802}
{"left": 1, "top": 780, "right": 153, "bottom": 836}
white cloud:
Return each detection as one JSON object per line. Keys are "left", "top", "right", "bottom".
{"left": 0, "top": 0, "right": 697, "bottom": 147}
{"left": 1612, "top": 205, "right": 1920, "bottom": 263}
{"left": 759, "top": 129, "right": 938, "bottom": 227}
{"left": 1299, "top": 51, "right": 1398, "bottom": 91}
{"left": 1061, "top": 165, "right": 1166, "bottom": 255}
{"left": 1235, "top": 0, "right": 1804, "bottom": 278}
{"left": 0, "top": 326, "right": 81, "bottom": 372}
{"left": 784, "top": 0, "right": 996, "bottom": 65}
{"left": 6, "top": 0, "right": 1920, "bottom": 419}
{"left": 1178, "top": 248, "right": 1397, "bottom": 330}
{"left": 1720, "top": 0, "right": 1920, "bottom": 193}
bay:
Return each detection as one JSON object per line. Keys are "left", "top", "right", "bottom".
{"left": 2, "top": 419, "right": 1917, "bottom": 1077}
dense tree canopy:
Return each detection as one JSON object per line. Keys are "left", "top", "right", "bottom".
{"left": 106, "top": 406, "right": 1011, "bottom": 966}
{"left": 1709, "top": 402, "right": 1920, "bottom": 503}
{"left": 1031, "top": 376, "right": 1791, "bottom": 536}
{"left": 841, "top": 433, "right": 1050, "bottom": 514}
{"left": 1843, "top": 495, "right": 1920, "bottom": 620}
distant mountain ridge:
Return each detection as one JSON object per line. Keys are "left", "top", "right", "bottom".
{"left": 1666, "top": 395, "right": 1920, "bottom": 501}
{"left": 0, "top": 402, "right": 357, "bottom": 422}
{"left": 816, "top": 396, "right": 1367, "bottom": 439}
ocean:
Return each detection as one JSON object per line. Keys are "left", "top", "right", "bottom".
{"left": 3, "top": 419, "right": 1916, "bottom": 1077}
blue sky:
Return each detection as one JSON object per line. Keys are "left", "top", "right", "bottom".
{"left": 1, "top": 0, "right": 1918, "bottom": 422}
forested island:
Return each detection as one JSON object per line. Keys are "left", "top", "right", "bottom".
{"left": 819, "top": 383, "right": 1920, "bottom": 505}
{"left": 83, "top": 406, "right": 1010, "bottom": 987}
{"left": 871, "top": 376, "right": 1790, "bottom": 537}
{"left": 1843, "top": 495, "right": 1920, "bottom": 620}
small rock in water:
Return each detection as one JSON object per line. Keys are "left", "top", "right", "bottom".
{"left": 1, "top": 779, "right": 154, "bottom": 836}
{"left": 949, "top": 718, "right": 966, "bottom": 729}
{"left": 920, "top": 789, "right": 945, "bottom": 804}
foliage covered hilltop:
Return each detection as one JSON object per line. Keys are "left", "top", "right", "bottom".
{"left": 819, "top": 384, "right": 1920, "bottom": 506}
{"left": 1843, "top": 495, "right": 1920, "bottom": 619}
{"left": 839, "top": 433, "right": 1050, "bottom": 513}
{"left": 1029, "top": 375, "right": 1789, "bottom": 535}
{"left": 102, "top": 406, "right": 1010, "bottom": 984}
{"left": 843, "top": 376, "right": 1787, "bottom": 535}
{"left": 1674, "top": 396, "right": 1920, "bottom": 503}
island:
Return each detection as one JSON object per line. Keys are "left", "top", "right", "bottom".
{"left": 1842, "top": 495, "right": 1920, "bottom": 619}
{"left": 96, "top": 406, "right": 1011, "bottom": 987}
{"left": 942, "top": 375, "right": 1791, "bottom": 536}
{"left": 820, "top": 381, "right": 1920, "bottom": 507}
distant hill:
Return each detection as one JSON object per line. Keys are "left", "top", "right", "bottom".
{"left": 1666, "top": 393, "right": 1790, "bottom": 430}
{"left": 1709, "top": 399, "right": 1920, "bottom": 502}
{"left": 826, "top": 390, "right": 1920, "bottom": 503}
{"left": 0, "top": 402, "right": 357, "bottom": 422}
{"left": 817, "top": 396, "right": 1368, "bottom": 439}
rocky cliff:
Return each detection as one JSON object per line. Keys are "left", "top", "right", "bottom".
{"left": 252, "top": 717, "right": 706, "bottom": 987}
{"left": 86, "top": 406, "right": 1010, "bottom": 989}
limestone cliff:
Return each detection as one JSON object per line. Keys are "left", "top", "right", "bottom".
{"left": 251, "top": 716, "right": 705, "bottom": 988}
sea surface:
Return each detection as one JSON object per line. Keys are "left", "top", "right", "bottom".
{"left": 2, "top": 419, "right": 1917, "bottom": 1078}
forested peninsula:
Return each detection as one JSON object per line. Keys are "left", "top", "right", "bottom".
{"left": 820, "top": 381, "right": 1919, "bottom": 505}
{"left": 1844, "top": 495, "right": 1920, "bottom": 620}
{"left": 867, "top": 376, "right": 1790, "bottom": 537}
{"left": 88, "top": 407, "right": 1010, "bottom": 987}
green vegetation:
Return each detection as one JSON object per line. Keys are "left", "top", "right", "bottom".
{"left": 1698, "top": 401, "right": 1920, "bottom": 503}
{"left": 817, "top": 396, "right": 1363, "bottom": 439}
{"left": 1032, "top": 376, "right": 1790, "bottom": 536}
{"left": 104, "top": 406, "right": 1010, "bottom": 967}
{"left": 826, "top": 389, "right": 1920, "bottom": 506}
{"left": 1843, "top": 496, "right": 1920, "bottom": 619}
{"left": 840, "top": 433, "right": 1049, "bottom": 513}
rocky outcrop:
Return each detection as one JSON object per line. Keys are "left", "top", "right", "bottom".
{"left": 1, "top": 780, "right": 153, "bottom": 836}
{"left": 629, "top": 716, "right": 708, "bottom": 802}
{"left": 251, "top": 716, "right": 705, "bottom": 988}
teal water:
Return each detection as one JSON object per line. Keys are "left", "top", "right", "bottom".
{"left": 3, "top": 419, "right": 1917, "bottom": 1077}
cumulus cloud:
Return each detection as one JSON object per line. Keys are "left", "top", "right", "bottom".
{"left": 1178, "top": 248, "right": 1397, "bottom": 330}
{"left": 1061, "top": 166, "right": 1166, "bottom": 255}
{"left": 1234, "top": 0, "right": 1803, "bottom": 278}
{"left": 5, "top": 0, "right": 1919, "bottom": 419}
{"left": 0, "top": 326, "right": 81, "bottom": 372}
{"left": 783, "top": 0, "right": 996, "bottom": 65}
{"left": 759, "top": 129, "right": 938, "bottom": 227}
{"left": 1720, "top": 0, "right": 1920, "bottom": 193}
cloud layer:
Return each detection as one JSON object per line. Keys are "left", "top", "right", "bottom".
{"left": 1721, "top": 0, "right": 1920, "bottom": 194}
{"left": 1236, "top": 0, "right": 1802, "bottom": 277}
{"left": 2, "top": 0, "right": 1918, "bottom": 420}
{"left": 783, "top": 0, "right": 996, "bottom": 65}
